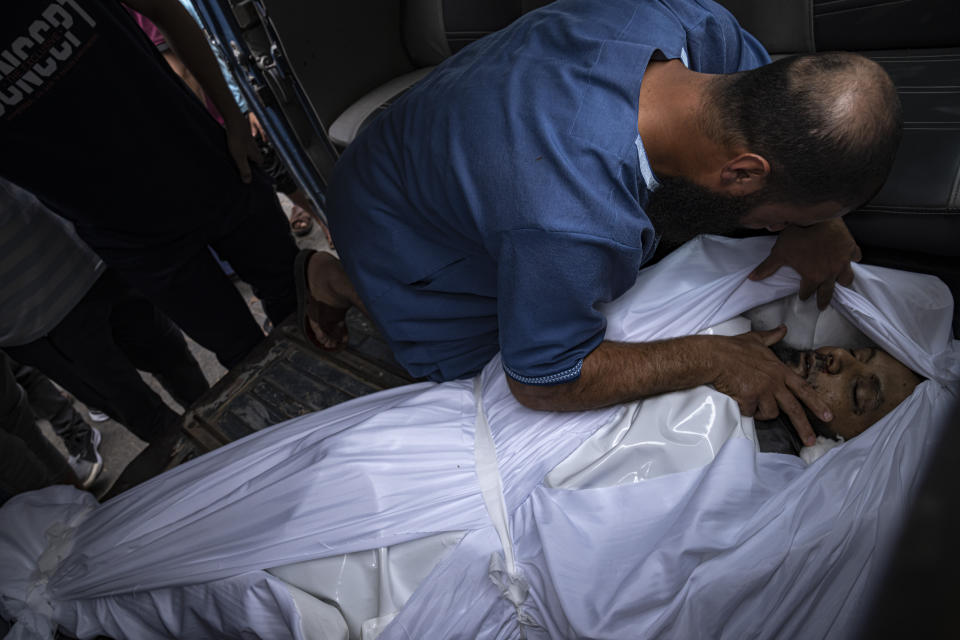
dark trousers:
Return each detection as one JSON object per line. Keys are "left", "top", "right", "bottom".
{"left": 0, "top": 352, "right": 75, "bottom": 504}
{"left": 11, "top": 360, "right": 91, "bottom": 456}
{"left": 6, "top": 271, "right": 209, "bottom": 444}
{"left": 93, "top": 177, "right": 299, "bottom": 369}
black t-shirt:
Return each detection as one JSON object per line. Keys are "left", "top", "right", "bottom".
{"left": 0, "top": 0, "right": 245, "bottom": 248}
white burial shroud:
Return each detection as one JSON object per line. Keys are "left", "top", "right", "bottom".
{"left": 0, "top": 235, "right": 957, "bottom": 640}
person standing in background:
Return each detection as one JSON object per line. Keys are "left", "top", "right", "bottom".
{"left": 129, "top": 2, "right": 324, "bottom": 239}
{"left": 0, "top": 178, "right": 210, "bottom": 475}
{"left": 0, "top": 0, "right": 299, "bottom": 370}
{"left": 7, "top": 358, "right": 103, "bottom": 489}
{"left": 0, "top": 351, "right": 81, "bottom": 504}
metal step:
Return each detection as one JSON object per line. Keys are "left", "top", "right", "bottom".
{"left": 180, "top": 309, "right": 415, "bottom": 456}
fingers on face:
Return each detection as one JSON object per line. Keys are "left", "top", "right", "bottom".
{"left": 775, "top": 390, "right": 816, "bottom": 445}
{"left": 785, "top": 376, "right": 833, "bottom": 441}
{"left": 787, "top": 376, "right": 828, "bottom": 414}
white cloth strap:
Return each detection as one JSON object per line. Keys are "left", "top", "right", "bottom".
{"left": 472, "top": 376, "right": 531, "bottom": 631}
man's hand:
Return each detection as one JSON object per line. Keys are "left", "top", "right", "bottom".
{"left": 247, "top": 111, "right": 266, "bottom": 141}
{"left": 749, "top": 218, "right": 861, "bottom": 309}
{"left": 506, "top": 330, "right": 832, "bottom": 447}
{"left": 126, "top": 0, "right": 262, "bottom": 182}
{"left": 709, "top": 326, "right": 832, "bottom": 446}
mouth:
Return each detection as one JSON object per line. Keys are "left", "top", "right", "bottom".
{"left": 802, "top": 351, "right": 831, "bottom": 383}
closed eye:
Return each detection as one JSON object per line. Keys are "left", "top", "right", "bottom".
{"left": 853, "top": 375, "right": 883, "bottom": 414}
{"left": 871, "top": 374, "right": 883, "bottom": 409}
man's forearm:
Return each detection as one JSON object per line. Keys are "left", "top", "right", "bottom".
{"left": 507, "top": 337, "right": 718, "bottom": 411}
{"left": 125, "top": 0, "right": 244, "bottom": 127}
{"left": 507, "top": 329, "right": 831, "bottom": 447}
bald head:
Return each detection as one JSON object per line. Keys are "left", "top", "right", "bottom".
{"left": 706, "top": 52, "right": 902, "bottom": 208}
{"left": 790, "top": 53, "right": 900, "bottom": 161}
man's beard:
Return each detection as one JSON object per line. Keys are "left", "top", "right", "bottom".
{"left": 645, "top": 175, "right": 763, "bottom": 252}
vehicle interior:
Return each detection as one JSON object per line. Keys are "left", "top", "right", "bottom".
{"left": 189, "top": 0, "right": 958, "bottom": 635}
{"left": 196, "top": 0, "right": 959, "bottom": 346}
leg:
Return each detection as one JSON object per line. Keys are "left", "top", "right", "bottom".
{"left": 0, "top": 352, "right": 78, "bottom": 498}
{"left": 111, "top": 242, "right": 267, "bottom": 370}
{"left": 0, "top": 428, "right": 63, "bottom": 502}
{"left": 288, "top": 201, "right": 314, "bottom": 237}
{"left": 11, "top": 360, "right": 92, "bottom": 446}
{"left": 287, "top": 188, "right": 333, "bottom": 246}
{"left": 286, "top": 188, "right": 321, "bottom": 222}
{"left": 254, "top": 138, "right": 325, "bottom": 240}
{"left": 10, "top": 360, "right": 102, "bottom": 487}
{"left": 6, "top": 278, "right": 180, "bottom": 444}
{"left": 104, "top": 274, "right": 210, "bottom": 407}
{"left": 295, "top": 250, "right": 367, "bottom": 350}
{"left": 208, "top": 177, "right": 299, "bottom": 327}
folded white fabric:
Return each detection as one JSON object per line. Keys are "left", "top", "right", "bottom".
{"left": 0, "top": 235, "right": 956, "bottom": 640}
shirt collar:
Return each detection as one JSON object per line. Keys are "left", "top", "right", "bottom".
{"left": 636, "top": 48, "right": 689, "bottom": 193}
{"left": 635, "top": 134, "right": 660, "bottom": 192}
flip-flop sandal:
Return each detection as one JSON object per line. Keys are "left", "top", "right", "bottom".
{"left": 294, "top": 249, "right": 349, "bottom": 351}
{"left": 290, "top": 205, "right": 314, "bottom": 237}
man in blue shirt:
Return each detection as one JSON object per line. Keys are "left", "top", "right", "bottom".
{"left": 298, "top": 0, "right": 901, "bottom": 446}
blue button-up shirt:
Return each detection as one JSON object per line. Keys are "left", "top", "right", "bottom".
{"left": 327, "top": 0, "right": 769, "bottom": 383}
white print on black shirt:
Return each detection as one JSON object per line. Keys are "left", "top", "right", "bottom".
{"left": 0, "top": 0, "right": 97, "bottom": 119}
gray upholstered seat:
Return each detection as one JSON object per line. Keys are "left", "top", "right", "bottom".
{"left": 718, "top": 0, "right": 960, "bottom": 333}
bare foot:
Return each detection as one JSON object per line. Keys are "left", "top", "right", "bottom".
{"left": 302, "top": 252, "right": 365, "bottom": 349}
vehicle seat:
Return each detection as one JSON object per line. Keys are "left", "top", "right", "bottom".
{"left": 324, "top": 0, "right": 451, "bottom": 149}
{"left": 323, "top": 1, "right": 556, "bottom": 148}
{"left": 718, "top": 0, "right": 960, "bottom": 334}
{"left": 262, "top": 0, "right": 532, "bottom": 151}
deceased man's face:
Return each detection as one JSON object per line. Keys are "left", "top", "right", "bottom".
{"left": 775, "top": 345, "right": 922, "bottom": 440}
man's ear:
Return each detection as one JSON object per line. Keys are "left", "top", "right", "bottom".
{"left": 718, "top": 153, "right": 770, "bottom": 196}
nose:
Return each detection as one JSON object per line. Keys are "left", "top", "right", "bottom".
{"left": 819, "top": 347, "right": 851, "bottom": 374}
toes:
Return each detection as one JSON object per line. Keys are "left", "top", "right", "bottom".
{"left": 307, "top": 316, "right": 348, "bottom": 350}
